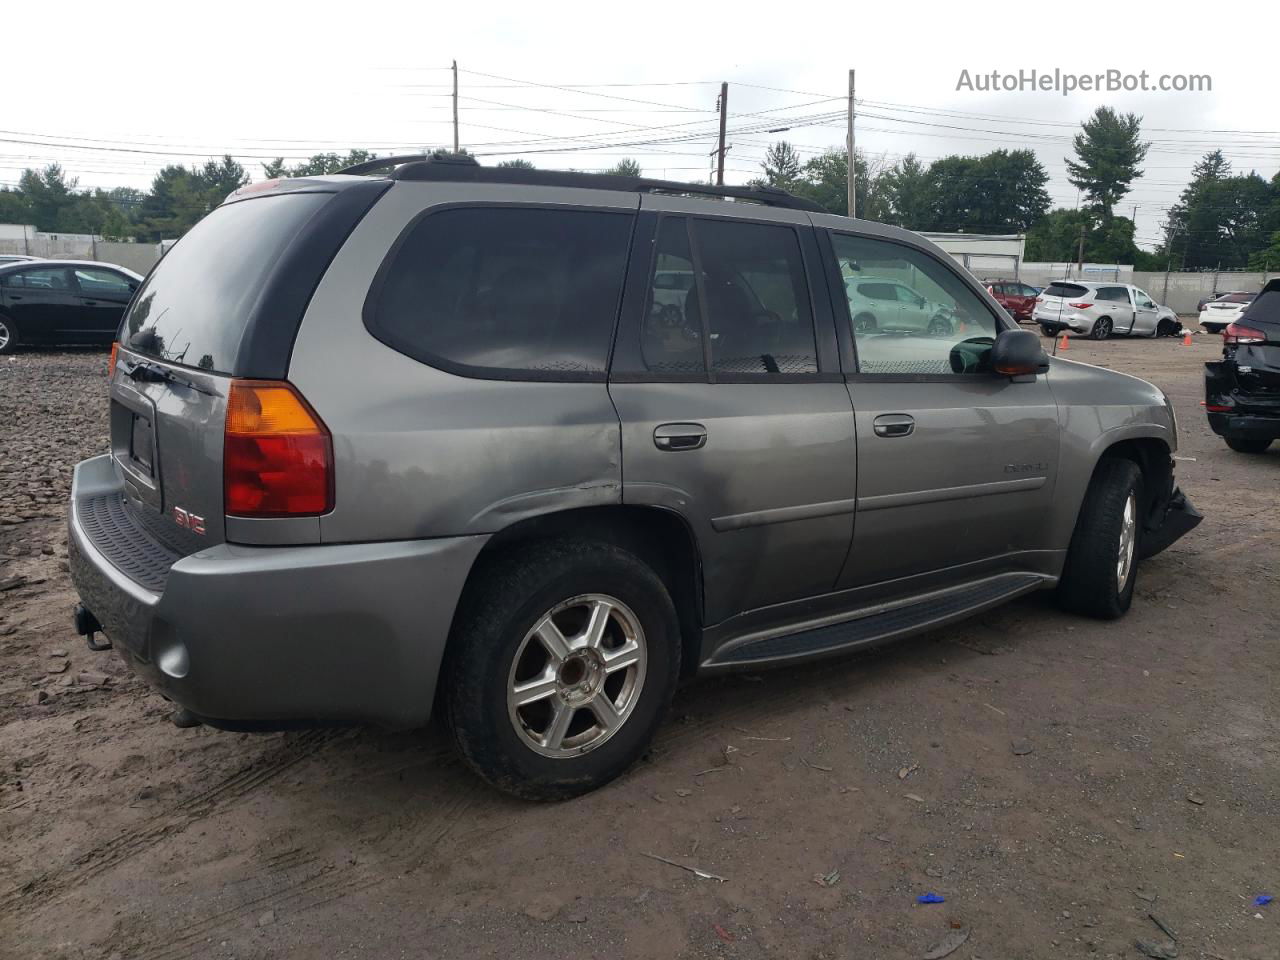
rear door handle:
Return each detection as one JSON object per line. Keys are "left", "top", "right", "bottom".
{"left": 873, "top": 414, "right": 915, "bottom": 438}
{"left": 654, "top": 423, "right": 707, "bottom": 451}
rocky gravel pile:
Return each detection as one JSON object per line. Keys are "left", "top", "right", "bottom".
{"left": 0, "top": 349, "right": 110, "bottom": 528}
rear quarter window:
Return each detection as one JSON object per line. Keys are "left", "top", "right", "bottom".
{"left": 365, "top": 206, "right": 634, "bottom": 380}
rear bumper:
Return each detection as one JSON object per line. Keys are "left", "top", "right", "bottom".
{"left": 1206, "top": 411, "right": 1280, "bottom": 439}
{"left": 1204, "top": 359, "right": 1280, "bottom": 439}
{"left": 68, "top": 454, "right": 487, "bottom": 729}
{"left": 1033, "top": 309, "right": 1092, "bottom": 334}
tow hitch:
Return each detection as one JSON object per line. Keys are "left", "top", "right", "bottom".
{"left": 72, "top": 604, "right": 111, "bottom": 651}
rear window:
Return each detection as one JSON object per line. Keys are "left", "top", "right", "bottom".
{"left": 1221, "top": 293, "right": 1256, "bottom": 303}
{"left": 122, "top": 193, "right": 330, "bottom": 373}
{"left": 1044, "top": 282, "right": 1088, "bottom": 299}
{"left": 1244, "top": 284, "right": 1279, "bottom": 323}
{"left": 366, "top": 206, "right": 633, "bottom": 379}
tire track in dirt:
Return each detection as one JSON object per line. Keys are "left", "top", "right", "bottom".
{"left": 1, "top": 729, "right": 343, "bottom": 912}
{"left": 132, "top": 762, "right": 488, "bottom": 960}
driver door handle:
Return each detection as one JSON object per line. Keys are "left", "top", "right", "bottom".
{"left": 873, "top": 414, "right": 915, "bottom": 438}
{"left": 654, "top": 423, "right": 707, "bottom": 451}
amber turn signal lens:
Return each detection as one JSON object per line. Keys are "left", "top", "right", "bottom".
{"left": 108, "top": 342, "right": 119, "bottom": 377}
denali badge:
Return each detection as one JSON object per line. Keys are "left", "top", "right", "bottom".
{"left": 172, "top": 507, "right": 206, "bottom": 535}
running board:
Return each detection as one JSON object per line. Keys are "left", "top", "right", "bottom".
{"left": 704, "top": 573, "right": 1049, "bottom": 668}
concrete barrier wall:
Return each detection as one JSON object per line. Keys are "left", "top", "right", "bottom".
{"left": 1134, "top": 271, "right": 1278, "bottom": 315}
{"left": 0, "top": 226, "right": 163, "bottom": 275}
{"left": 93, "top": 241, "right": 161, "bottom": 275}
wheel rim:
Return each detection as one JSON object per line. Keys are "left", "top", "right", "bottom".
{"left": 506, "top": 593, "right": 647, "bottom": 758}
{"left": 1094, "top": 318, "right": 1111, "bottom": 339}
{"left": 928, "top": 316, "right": 950, "bottom": 336}
{"left": 1116, "top": 492, "right": 1136, "bottom": 592}
{"left": 0, "top": 320, "right": 9, "bottom": 351}
{"left": 855, "top": 314, "right": 875, "bottom": 333}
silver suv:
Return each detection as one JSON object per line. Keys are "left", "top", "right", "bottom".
{"left": 67, "top": 156, "right": 1201, "bottom": 799}
{"left": 1033, "top": 280, "right": 1179, "bottom": 340}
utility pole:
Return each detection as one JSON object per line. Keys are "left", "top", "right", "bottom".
{"left": 715, "top": 82, "right": 728, "bottom": 186}
{"left": 452, "top": 60, "right": 460, "bottom": 154}
{"left": 846, "top": 69, "right": 856, "bottom": 218}
{"left": 1076, "top": 223, "right": 1086, "bottom": 278}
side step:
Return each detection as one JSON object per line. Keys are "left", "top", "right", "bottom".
{"left": 705, "top": 573, "right": 1048, "bottom": 668}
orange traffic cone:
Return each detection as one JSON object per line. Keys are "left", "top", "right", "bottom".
{"left": 1182, "top": 331, "right": 1193, "bottom": 346}
{"left": 1059, "top": 333, "right": 1069, "bottom": 351}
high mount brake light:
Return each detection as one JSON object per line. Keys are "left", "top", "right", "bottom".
{"left": 224, "top": 380, "right": 333, "bottom": 518}
{"left": 1222, "top": 322, "right": 1265, "bottom": 344}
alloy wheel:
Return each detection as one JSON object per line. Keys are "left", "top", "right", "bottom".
{"left": 0, "top": 320, "right": 10, "bottom": 352}
{"left": 506, "top": 594, "right": 647, "bottom": 758}
{"left": 1092, "top": 317, "right": 1112, "bottom": 340}
{"left": 1116, "top": 492, "right": 1136, "bottom": 592}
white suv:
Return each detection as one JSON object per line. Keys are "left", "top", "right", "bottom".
{"left": 1034, "top": 281, "right": 1179, "bottom": 340}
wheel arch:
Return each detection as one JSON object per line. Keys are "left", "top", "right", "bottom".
{"left": 448, "top": 505, "right": 706, "bottom": 682}
{"left": 1090, "top": 435, "right": 1174, "bottom": 543}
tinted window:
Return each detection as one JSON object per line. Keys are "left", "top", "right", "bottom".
{"left": 124, "top": 193, "right": 330, "bottom": 372}
{"left": 693, "top": 219, "right": 817, "bottom": 375}
{"left": 640, "top": 218, "right": 704, "bottom": 375}
{"left": 833, "top": 233, "right": 999, "bottom": 376}
{"left": 1044, "top": 282, "right": 1088, "bottom": 299}
{"left": 1095, "top": 286, "right": 1128, "bottom": 303}
{"left": 369, "top": 207, "right": 632, "bottom": 378}
{"left": 1017, "top": 284, "right": 1039, "bottom": 297}
{"left": 4, "top": 267, "right": 70, "bottom": 290}
{"left": 74, "top": 267, "right": 134, "bottom": 297}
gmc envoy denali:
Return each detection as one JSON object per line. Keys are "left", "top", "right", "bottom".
{"left": 67, "top": 156, "right": 1201, "bottom": 799}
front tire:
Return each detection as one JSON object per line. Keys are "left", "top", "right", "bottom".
{"left": 1225, "top": 435, "right": 1272, "bottom": 454}
{"left": 444, "top": 539, "right": 681, "bottom": 800}
{"left": 1057, "top": 459, "right": 1142, "bottom": 620}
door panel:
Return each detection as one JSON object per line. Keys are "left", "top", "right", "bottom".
{"left": 1132, "top": 289, "right": 1159, "bottom": 335}
{"left": 73, "top": 267, "right": 136, "bottom": 337}
{"left": 838, "top": 378, "right": 1059, "bottom": 588}
{"left": 612, "top": 204, "right": 854, "bottom": 626}
{"left": 1, "top": 267, "right": 79, "bottom": 339}
{"left": 612, "top": 382, "right": 857, "bottom": 624}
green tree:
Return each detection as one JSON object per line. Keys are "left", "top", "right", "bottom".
{"left": 882, "top": 154, "right": 932, "bottom": 228}
{"left": 263, "top": 150, "right": 375, "bottom": 179}
{"left": 760, "top": 141, "right": 803, "bottom": 190}
{"left": 1248, "top": 230, "right": 1280, "bottom": 271}
{"left": 497, "top": 158, "right": 535, "bottom": 169}
{"left": 18, "top": 165, "right": 78, "bottom": 230}
{"left": 603, "top": 158, "right": 642, "bottom": 177}
{"left": 1065, "top": 107, "right": 1149, "bottom": 221}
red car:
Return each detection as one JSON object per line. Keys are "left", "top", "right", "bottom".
{"left": 984, "top": 278, "right": 1039, "bottom": 322}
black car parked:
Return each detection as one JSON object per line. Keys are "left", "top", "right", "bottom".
{"left": 0, "top": 259, "right": 142, "bottom": 354}
{"left": 1205, "top": 277, "right": 1280, "bottom": 453}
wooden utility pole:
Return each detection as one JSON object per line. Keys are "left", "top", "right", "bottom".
{"left": 452, "top": 60, "right": 460, "bottom": 153}
{"left": 846, "top": 69, "right": 856, "bottom": 218}
{"left": 1076, "top": 223, "right": 1086, "bottom": 277}
{"left": 715, "top": 83, "right": 728, "bottom": 186}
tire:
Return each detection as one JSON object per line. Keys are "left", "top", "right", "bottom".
{"left": 927, "top": 314, "right": 953, "bottom": 336}
{"left": 854, "top": 312, "right": 877, "bottom": 334}
{"left": 0, "top": 315, "right": 17, "bottom": 355}
{"left": 1040, "top": 324, "right": 1057, "bottom": 338}
{"left": 1057, "top": 458, "right": 1142, "bottom": 620}
{"left": 1090, "top": 316, "right": 1112, "bottom": 340}
{"left": 444, "top": 539, "right": 681, "bottom": 800}
{"left": 1225, "top": 435, "right": 1273, "bottom": 454}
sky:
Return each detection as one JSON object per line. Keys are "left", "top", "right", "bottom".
{"left": 4, "top": 0, "right": 1275, "bottom": 250}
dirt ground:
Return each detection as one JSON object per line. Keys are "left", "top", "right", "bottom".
{"left": 1, "top": 333, "right": 1277, "bottom": 960}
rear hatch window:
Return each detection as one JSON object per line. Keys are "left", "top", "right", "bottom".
{"left": 1042, "top": 282, "right": 1088, "bottom": 299}
{"left": 122, "top": 192, "right": 331, "bottom": 373}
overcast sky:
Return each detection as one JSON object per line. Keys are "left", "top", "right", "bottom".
{"left": 4, "top": 0, "right": 1274, "bottom": 250}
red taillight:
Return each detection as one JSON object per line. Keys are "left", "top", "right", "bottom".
{"left": 1223, "top": 322, "right": 1265, "bottom": 344}
{"left": 1068, "top": 302, "right": 1093, "bottom": 309}
{"left": 108, "top": 342, "right": 118, "bottom": 377}
{"left": 1205, "top": 404, "right": 1233, "bottom": 412}
{"left": 224, "top": 380, "right": 333, "bottom": 517}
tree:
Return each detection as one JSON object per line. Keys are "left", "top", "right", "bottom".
{"left": 497, "top": 159, "right": 535, "bottom": 169}
{"left": 1065, "top": 107, "right": 1149, "bottom": 220}
{"left": 1248, "top": 230, "right": 1280, "bottom": 271}
{"left": 18, "top": 165, "right": 78, "bottom": 230}
{"left": 263, "top": 150, "right": 376, "bottom": 179}
{"left": 882, "top": 154, "right": 932, "bottom": 229}
{"left": 760, "top": 141, "right": 803, "bottom": 190}
{"left": 603, "top": 158, "right": 641, "bottom": 177}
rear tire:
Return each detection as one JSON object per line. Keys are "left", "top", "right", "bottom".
{"left": 444, "top": 539, "right": 681, "bottom": 801}
{"left": 0, "top": 315, "right": 17, "bottom": 355}
{"left": 854, "top": 312, "right": 876, "bottom": 333}
{"left": 1225, "top": 435, "right": 1272, "bottom": 454}
{"left": 1057, "top": 459, "right": 1142, "bottom": 620}
{"left": 1090, "top": 316, "right": 1112, "bottom": 340}
{"left": 1040, "top": 324, "right": 1057, "bottom": 338}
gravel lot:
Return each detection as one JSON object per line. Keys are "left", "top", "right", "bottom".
{"left": 1, "top": 336, "right": 1277, "bottom": 960}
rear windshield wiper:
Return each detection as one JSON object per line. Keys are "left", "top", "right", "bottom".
{"left": 123, "top": 360, "right": 211, "bottom": 395}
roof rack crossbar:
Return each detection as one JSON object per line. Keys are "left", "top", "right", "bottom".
{"left": 333, "top": 154, "right": 825, "bottom": 213}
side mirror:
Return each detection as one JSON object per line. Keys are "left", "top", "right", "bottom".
{"left": 991, "top": 328, "right": 1049, "bottom": 379}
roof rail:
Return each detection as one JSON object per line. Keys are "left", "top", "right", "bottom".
{"left": 334, "top": 153, "right": 825, "bottom": 213}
